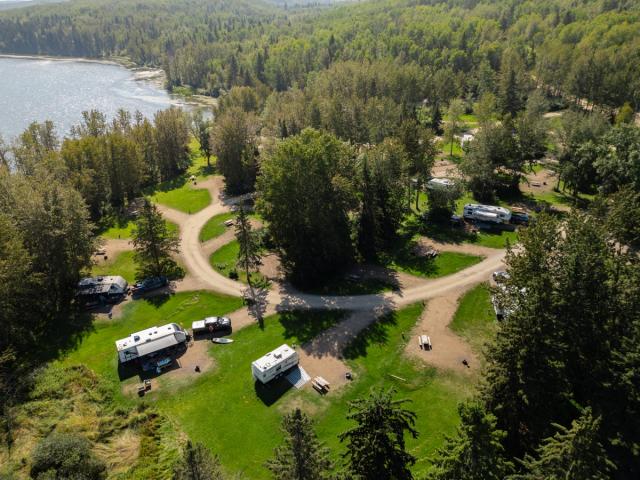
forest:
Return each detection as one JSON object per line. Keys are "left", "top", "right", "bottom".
{"left": 1, "top": 0, "right": 640, "bottom": 479}
{"left": 0, "top": 0, "right": 638, "bottom": 110}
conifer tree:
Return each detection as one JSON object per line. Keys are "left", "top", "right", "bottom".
{"left": 266, "top": 409, "right": 332, "bottom": 480}
{"left": 235, "top": 206, "right": 262, "bottom": 292}
{"left": 429, "top": 402, "right": 513, "bottom": 480}
{"left": 132, "top": 200, "right": 181, "bottom": 279}
{"left": 509, "top": 410, "right": 614, "bottom": 480}
{"left": 339, "top": 389, "right": 418, "bottom": 480}
{"left": 174, "top": 441, "right": 225, "bottom": 480}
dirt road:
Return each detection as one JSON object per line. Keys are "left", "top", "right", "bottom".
{"left": 147, "top": 176, "right": 506, "bottom": 377}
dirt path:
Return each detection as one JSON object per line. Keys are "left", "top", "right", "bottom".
{"left": 405, "top": 290, "right": 477, "bottom": 374}
{"left": 95, "top": 239, "right": 132, "bottom": 263}
{"left": 142, "top": 175, "right": 508, "bottom": 382}
{"left": 417, "top": 237, "right": 498, "bottom": 257}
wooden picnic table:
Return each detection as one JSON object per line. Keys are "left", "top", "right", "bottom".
{"left": 315, "top": 376, "right": 330, "bottom": 389}
{"left": 419, "top": 335, "right": 432, "bottom": 351}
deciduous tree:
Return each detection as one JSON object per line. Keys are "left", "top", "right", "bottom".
{"left": 211, "top": 107, "right": 258, "bottom": 195}
{"left": 257, "top": 128, "right": 355, "bottom": 287}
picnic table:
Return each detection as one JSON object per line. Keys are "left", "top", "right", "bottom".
{"left": 312, "top": 376, "right": 331, "bottom": 394}
{"left": 418, "top": 335, "right": 432, "bottom": 351}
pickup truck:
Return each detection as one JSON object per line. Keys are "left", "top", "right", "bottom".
{"left": 131, "top": 276, "right": 169, "bottom": 295}
{"left": 192, "top": 316, "right": 232, "bottom": 335}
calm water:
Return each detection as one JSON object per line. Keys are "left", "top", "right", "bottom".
{"left": 0, "top": 56, "right": 181, "bottom": 140}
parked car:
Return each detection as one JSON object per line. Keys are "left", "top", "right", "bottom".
{"left": 192, "top": 316, "right": 232, "bottom": 335}
{"left": 511, "top": 211, "right": 530, "bottom": 225}
{"left": 131, "top": 276, "right": 169, "bottom": 295}
{"left": 492, "top": 271, "right": 510, "bottom": 283}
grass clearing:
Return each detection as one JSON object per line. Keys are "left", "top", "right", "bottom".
{"left": 199, "top": 212, "right": 236, "bottom": 242}
{"left": 209, "top": 239, "right": 270, "bottom": 287}
{"left": 63, "top": 291, "right": 244, "bottom": 382}
{"left": 147, "top": 176, "right": 211, "bottom": 214}
{"left": 316, "top": 303, "right": 474, "bottom": 477}
{"left": 450, "top": 283, "right": 498, "bottom": 354}
{"left": 384, "top": 248, "right": 483, "bottom": 279}
{"left": 187, "top": 137, "right": 216, "bottom": 178}
{"left": 100, "top": 218, "right": 178, "bottom": 240}
{"left": 64, "top": 299, "right": 472, "bottom": 478}
{"left": 438, "top": 139, "right": 463, "bottom": 160}
{"left": 92, "top": 250, "right": 137, "bottom": 283}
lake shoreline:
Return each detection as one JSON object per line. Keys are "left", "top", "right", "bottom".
{"left": 0, "top": 53, "right": 217, "bottom": 108}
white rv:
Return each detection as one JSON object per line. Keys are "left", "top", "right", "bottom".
{"left": 115, "top": 323, "right": 187, "bottom": 363}
{"left": 426, "top": 178, "right": 455, "bottom": 190}
{"left": 251, "top": 344, "right": 299, "bottom": 384}
{"left": 463, "top": 204, "right": 511, "bottom": 224}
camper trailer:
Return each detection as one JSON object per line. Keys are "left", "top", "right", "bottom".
{"left": 115, "top": 323, "right": 187, "bottom": 363}
{"left": 426, "top": 177, "right": 455, "bottom": 190}
{"left": 77, "top": 275, "right": 128, "bottom": 305}
{"left": 251, "top": 344, "right": 299, "bottom": 384}
{"left": 463, "top": 204, "right": 512, "bottom": 224}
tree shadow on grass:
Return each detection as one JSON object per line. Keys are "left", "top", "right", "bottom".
{"left": 193, "top": 164, "right": 216, "bottom": 178}
{"left": 342, "top": 310, "right": 398, "bottom": 361}
{"left": 143, "top": 174, "right": 189, "bottom": 196}
{"left": 39, "top": 308, "right": 96, "bottom": 363}
{"left": 279, "top": 310, "right": 347, "bottom": 345}
{"left": 254, "top": 377, "right": 293, "bottom": 406}
{"left": 297, "top": 267, "right": 401, "bottom": 296}
{"left": 142, "top": 292, "right": 173, "bottom": 309}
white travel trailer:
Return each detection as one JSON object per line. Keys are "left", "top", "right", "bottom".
{"left": 115, "top": 323, "right": 187, "bottom": 363}
{"left": 460, "top": 133, "right": 474, "bottom": 146}
{"left": 463, "top": 204, "right": 512, "bottom": 224}
{"left": 251, "top": 344, "right": 299, "bottom": 384}
{"left": 426, "top": 177, "right": 455, "bottom": 190}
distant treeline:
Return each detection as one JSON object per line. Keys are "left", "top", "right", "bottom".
{"left": 0, "top": 0, "right": 638, "bottom": 110}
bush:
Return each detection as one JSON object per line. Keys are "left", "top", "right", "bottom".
{"left": 228, "top": 270, "right": 239, "bottom": 280}
{"left": 30, "top": 432, "right": 106, "bottom": 480}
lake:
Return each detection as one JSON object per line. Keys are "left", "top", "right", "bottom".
{"left": 0, "top": 55, "right": 182, "bottom": 140}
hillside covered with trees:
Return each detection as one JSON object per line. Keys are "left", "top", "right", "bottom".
{"left": 0, "top": 0, "right": 638, "bottom": 111}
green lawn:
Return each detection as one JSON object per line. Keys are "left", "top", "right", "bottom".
{"left": 187, "top": 137, "right": 216, "bottom": 178}
{"left": 100, "top": 218, "right": 178, "bottom": 240}
{"left": 316, "top": 304, "right": 474, "bottom": 477}
{"left": 92, "top": 250, "right": 137, "bottom": 284}
{"left": 64, "top": 298, "right": 471, "bottom": 478}
{"left": 62, "top": 291, "right": 244, "bottom": 382}
{"left": 199, "top": 212, "right": 235, "bottom": 242}
{"left": 450, "top": 283, "right": 498, "bottom": 355}
{"left": 384, "top": 249, "right": 483, "bottom": 279}
{"left": 438, "top": 139, "right": 463, "bottom": 160}
{"left": 148, "top": 177, "right": 212, "bottom": 214}
{"left": 209, "top": 239, "right": 269, "bottom": 287}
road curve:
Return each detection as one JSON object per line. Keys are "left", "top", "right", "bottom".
{"left": 162, "top": 181, "right": 506, "bottom": 313}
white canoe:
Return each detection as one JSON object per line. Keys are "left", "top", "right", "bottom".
{"left": 212, "top": 338, "right": 234, "bottom": 344}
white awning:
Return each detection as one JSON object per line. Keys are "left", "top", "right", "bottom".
{"left": 476, "top": 211, "right": 499, "bottom": 221}
{"left": 136, "top": 335, "right": 179, "bottom": 357}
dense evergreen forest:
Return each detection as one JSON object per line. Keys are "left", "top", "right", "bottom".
{"left": 0, "top": 0, "right": 638, "bottom": 110}
{"left": 1, "top": 0, "right": 640, "bottom": 479}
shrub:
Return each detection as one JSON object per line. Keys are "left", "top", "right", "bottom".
{"left": 30, "top": 432, "right": 106, "bottom": 480}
